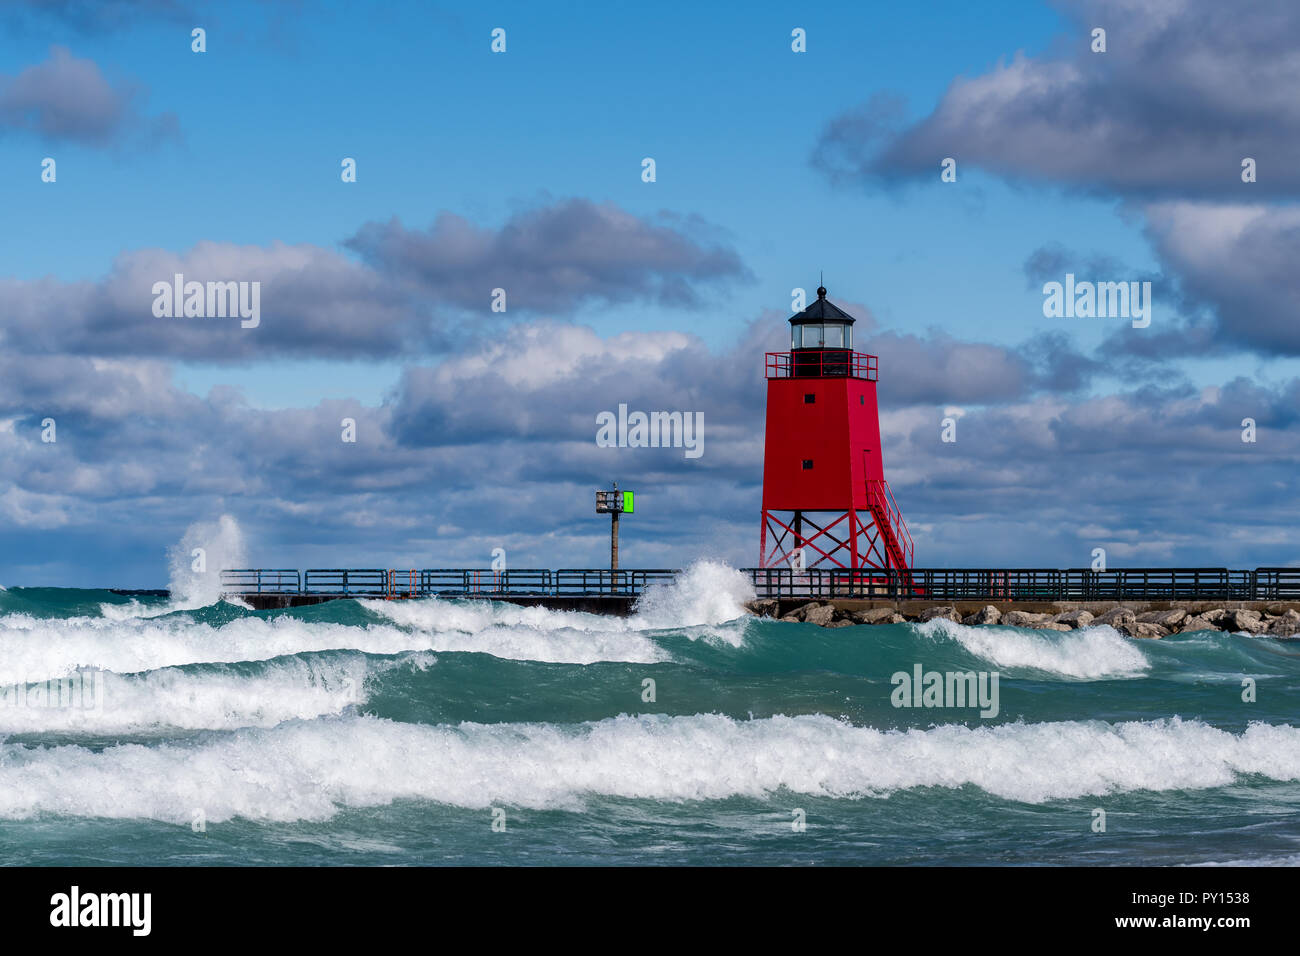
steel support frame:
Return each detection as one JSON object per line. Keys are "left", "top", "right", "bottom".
{"left": 759, "top": 508, "right": 895, "bottom": 570}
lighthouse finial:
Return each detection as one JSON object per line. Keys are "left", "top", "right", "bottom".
{"left": 817, "top": 271, "right": 826, "bottom": 299}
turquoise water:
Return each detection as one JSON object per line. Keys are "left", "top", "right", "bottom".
{"left": 1, "top": 563, "right": 1298, "bottom": 866}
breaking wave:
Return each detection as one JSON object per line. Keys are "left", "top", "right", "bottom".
{"left": 916, "top": 618, "right": 1151, "bottom": 680}
{"left": 2, "top": 714, "right": 1295, "bottom": 823}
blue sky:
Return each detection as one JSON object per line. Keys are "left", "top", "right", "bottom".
{"left": 2, "top": 0, "right": 1298, "bottom": 585}
{"left": 4, "top": 1, "right": 1130, "bottom": 372}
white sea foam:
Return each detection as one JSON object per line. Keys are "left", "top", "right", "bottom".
{"left": 362, "top": 599, "right": 665, "bottom": 664}
{"left": 0, "top": 594, "right": 671, "bottom": 684}
{"left": 0, "top": 614, "right": 432, "bottom": 685}
{"left": 0, "top": 655, "right": 370, "bottom": 734}
{"left": 87, "top": 515, "right": 251, "bottom": 622}
{"left": 631, "top": 559, "right": 755, "bottom": 631}
{"left": 916, "top": 618, "right": 1150, "bottom": 679}
{"left": 16, "top": 560, "right": 747, "bottom": 680}
{"left": 1, "top": 714, "right": 1295, "bottom": 823}
{"left": 97, "top": 599, "right": 174, "bottom": 622}
{"left": 167, "top": 514, "right": 248, "bottom": 609}
{"left": 364, "top": 559, "right": 754, "bottom": 659}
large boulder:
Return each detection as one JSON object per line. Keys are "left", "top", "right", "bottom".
{"left": 1035, "top": 622, "right": 1073, "bottom": 631}
{"left": 1202, "top": 608, "right": 1231, "bottom": 626}
{"left": 1179, "top": 615, "right": 1219, "bottom": 633}
{"left": 803, "top": 603, "right": 838, "bottom": 627}
{"left": 744, "top": 599, "right": 779, "bottom": 618}
{"left": 1052, "top": 609, "right": 1094, "bottom": 628}
{"left": 1136, "top": 608, "right": 1188, "bottom": 628}
{"left": 825, "top": 618, "right": 856, "bottom": 628}
{"left": 1266, "top": 618, "right": 1300, "bottom": 637}
{"left": 1225, "top": 609, "right": 1265, "bottom": 633}
{"left": 1002, "top": 610, "right": 1051, "bottom": 627}
{"left": 962, "top": 605, "right": 1002, "bottom": 626}
{"left": 854, "top": 606, "right": 903, "bottom": 625}
{"left": 1122, "top": 621, "right": 1170, "bottom": 639}
{"left": 1265, "top": 603, "right": 1299, "bottom": 617}
{"left": 919, "top": 606, "right": 961, "bottom": 623}
{"left": 780, "top": 602, "right": 813, "bottom": 622}
{"left": 1094, "top": 607, "right": 1136, "bottom": 627}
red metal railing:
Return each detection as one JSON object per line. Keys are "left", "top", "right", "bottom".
{"left": 865, "top": 479, "right": 913, "bottom": 570}
{"left": 765, "top": 350, "right": 878, "bottom": 380}
{"left": 466, "top": 569, "right": 503, "bottom": 593}
{"left": 386, "top": 569, "right": 417, "bottom": 599}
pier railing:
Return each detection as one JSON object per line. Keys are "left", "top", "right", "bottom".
{"left": 1256, "top": 568, "right": 1300, "bottom": 600}
{"left": 742, "top": 567, "right": 1292, "bottom": 601}
{"left": 222, "top": 568, "right": 678, "bottom": 599}
{"left": 220, "top": 567, "right": 1300, "bottom": 602}
{"left": 219, "top": 569, "right": 301, "bottom": 593}
{"left": 555, "top": 569, "right": 677, "bottom": 595}
{"left": 302, "top": 569, "right": 388, "bottom": 595}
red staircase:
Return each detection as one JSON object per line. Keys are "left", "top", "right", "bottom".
{"left": 866, "top": 480, "right": 915, "bottom": 583}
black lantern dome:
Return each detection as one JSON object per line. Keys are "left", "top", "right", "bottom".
{"left": 787, "top": 284, "right": 855, "bottom": 376}
{"left": 789, "top": 285, "right": 856, "bottom": 350}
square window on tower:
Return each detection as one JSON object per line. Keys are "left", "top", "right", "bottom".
{"left": 801, "top": 459, "right": 814, "bottom": 469}
{"left": 804, "top": 393, "right": 816, "bottom": 404}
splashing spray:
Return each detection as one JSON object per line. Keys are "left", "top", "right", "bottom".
{"left": 167, "top": 515, "right": 247, "bottom": 608}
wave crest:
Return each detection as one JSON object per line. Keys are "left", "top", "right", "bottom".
{"left": 2, "top": 714, "right": 1294, "bottom": 822}
{"left": 917, "top": 618, "right": 1150, "bottom": 679}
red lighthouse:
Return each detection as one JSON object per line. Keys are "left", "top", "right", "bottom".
{"left": 759, "top": 285, "right": 914, "bottom": 573}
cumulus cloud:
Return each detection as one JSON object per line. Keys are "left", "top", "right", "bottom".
{"left": 4, "top": 311, "right": 1297, "bottom": 585}
{"left": 344, "top": 199, "right": 751, "bottom": 313}
{"left": 896, "top": 375, "right": 1300, "bottom": 566}
{"left": 1137, "top": 203, "right": 1300, "bottom": 356}
{"left": 812, "top": 0, "right": 1300, "bottom": 198}
{"left": 1033, "top": 204, "right": 1300, "bottom": 360}
{"left": 814, "top": 0, "right": 1300, "bottom": 361}
{"left": 0, "top": 46, "right": 178, "bottom": 146}
{"left": 0, "top": 201, "right": 749, "bottom": 362}
{"left": 385, "top": 314, "right": 1101, "bottom": 459}
{"left": 0, "top": 240, "right": 421, "bottom": 361}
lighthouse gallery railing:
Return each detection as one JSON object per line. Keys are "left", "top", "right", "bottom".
{"left": 765, "top": 350, "right": 878, "bottom": 380}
